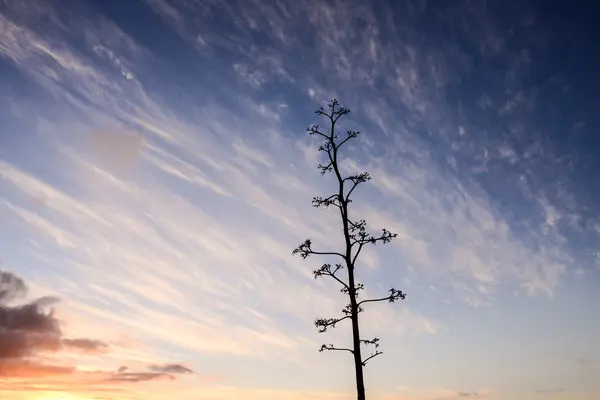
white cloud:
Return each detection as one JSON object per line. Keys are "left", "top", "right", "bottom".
{"left": 1, "top": 200, "right": 77, "bottom": 249}
{"left": 233, "top": 63, "right": 266, "bottom": 88}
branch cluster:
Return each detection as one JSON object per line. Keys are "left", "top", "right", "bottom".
{"left": 312, "top": 263, "right": 349, "bottom": 289}
{"left": 312, "top": 193, "right": 341, "bottom": 209}
{"left": 350, "top": 223, "right": 397, "bottom": 247}
{"left": 313, "top": 263, "right": 343, "bottom": 279}
{"left": 360, "top": 337, "right": 382, "bottom": 365}
{"left": 358, "top": 288, "right": 407, "bottom": 307}
{"left": 292, "top": 239, "right": 343, "bottom": 260}
{"left": 314, "top": 99, "right": 350, "bottom": 123}
{"left": 340, "top": 282, "right": 363, "bottom": 296}
{"left": 314, "top": 288, "right": 406, "bottom": 335}
{"left": 349, "top": 221, "right": 398, "bottom": 265}
{"left": 314, "top": 316, "right": 350, "bottom": 333}
{"left": 307, "top": 99, "right": 360, "bottom": 177}
{"left": 319, "top": 344, "right": 353, "bottom": 354}
{"left": 314, "top": 302, "right": 363, "bottom": 334}
{"left": 343, "top": 172, "right": 371, "bottom": 202}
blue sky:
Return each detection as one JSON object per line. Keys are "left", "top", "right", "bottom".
{"left": 0, "top": 0, "right": 599, "bottom": 399}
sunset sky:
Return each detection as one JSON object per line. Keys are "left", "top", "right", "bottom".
{"left": 1, "top": 0, "right": 599, "bottom": 399}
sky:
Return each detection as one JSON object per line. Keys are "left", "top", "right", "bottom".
{"left": 0, "top": 0, "right": 599, "bottom": 399}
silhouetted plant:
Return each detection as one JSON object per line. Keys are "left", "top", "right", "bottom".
{"left": 293, "top": 99, "right": 406, "bottom": 400}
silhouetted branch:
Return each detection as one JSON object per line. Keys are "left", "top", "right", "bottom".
{"left": 360, "top": 337, "right": 380, "bottom": 348}
{"left": 359, "top": 336, "right": 383, "bottom": 367}
{"left": 312, "top": 194, "right": 341, "bottom": 209}
{"left": 348, "top": 218, "right": 367, "bottom": 232}
{"left": 340, "top": 282, "right": 364, "bottom": 298}
{"left": 315, "top": 316, "right": 351, "bottom": 333}
{"left": 337, "top": 130, "right": 360, "bottom": 148}
{"left": 349, "top": 226, "right": 397, "bottom": 264}
{"left": 357, "top": 288, "right": 407, "bottom": 307}
{"left": 308, "top": 125, "right": 336, "bottom": 175}
{"left": 307, "top": 124, "right": 330, "bottom": 141}
{"left": 315, "top": 106, "right": 329, "bottom": 119}
{"left": 341, "top": 303, "right": 352, "bottom": 316}
{"left": 344, "top": 172, "right": 371, "bottom": 202}
{"left": 358, "top": 228, "right": 397, "bottom": 246}
{"left": 320, "top": 344, "right": 354, "bottom": 354}
{"left": 361, "top": 350, "right": 383, "bottom": 366}
{"left": 292, "top": 239, "right": 345, "bottom": 260}
{"left": 351, "top": 242, "right": 365, "bottom": 265}
{"left": 318, "top": 162, "right": 333, "bottom": 175}
{"left": 332, "top": 108, "right": 350, "bottom": 124}
{"left": 317, "top": 138, "right": 336, "bottom": 175}
{"left": 339, "top": 302, "right": 363, "bottom": 318}
{"left": 315, "top": 99, "right": 350, "bottom": 123}
{"left": 313, "top": 263, "right": 348, "bottom": 289}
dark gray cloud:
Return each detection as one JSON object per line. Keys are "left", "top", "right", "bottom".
{"left": 108, "top": 371, "right": 175, "bottom": 383}
{"left": 62, "top": 338, "right": 109, "bottom": 352}
{"left": 111, "top": 363, "right": 193, "bottom": 382}
{"left": 149, "top": 363, "right": 193, "bottom": 374}
{"left": 0, "top": 269, "right": 26, "bottom": 304}
{"left": 0, "top": 269, "right": 108, "bottom": 375}
{"left": 536, "top": 388, "right": 565, "bottom": 394}
{"left": 576, "top": 357, "right": 593, "bottom": 367}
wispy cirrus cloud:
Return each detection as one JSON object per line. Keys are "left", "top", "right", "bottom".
{"left": 1, "top": 0, "right": 599, "bottom": 399}
{"left": 144, "top": 0, "right": 583, "bottom": 301}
